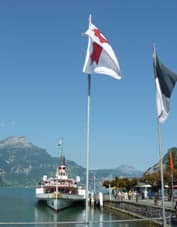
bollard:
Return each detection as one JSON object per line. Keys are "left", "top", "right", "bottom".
{"left": 99, "top": 192, "right": 103, "bottom": 208}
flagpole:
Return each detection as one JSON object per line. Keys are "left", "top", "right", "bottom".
{"left": 82, "top": 13, "right": 121, "bottom": 224}
{"left": 85, "top": 74, "right": 91, "bottom": 225}
{"left": 156, "top": 118, "right": 166, "bottom": 226}
{"left": 153, "top": 44, "right": 166, "bottom": 226}
{"left": 171, "top": 170, "right": 174, "bottom": 206}
{"left": 84, "top": 14, "right": 92, "bottom": 225}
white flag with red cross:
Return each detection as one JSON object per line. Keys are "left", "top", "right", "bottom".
{"left": 83, "top": 22, "right": 121, "bottom": 80}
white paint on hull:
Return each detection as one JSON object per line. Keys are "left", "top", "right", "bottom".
{"left": 46, "top": 198, "right": 75, "bottom": 211}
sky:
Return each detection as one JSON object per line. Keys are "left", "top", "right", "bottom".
{"left": 0, "top": 0, "right": 177, "bottom": 171}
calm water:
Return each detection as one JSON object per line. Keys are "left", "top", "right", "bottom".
{"left": 0, "top": 188, "right": 157, "bottom": 226}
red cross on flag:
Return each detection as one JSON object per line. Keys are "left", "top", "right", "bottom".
{"left": 83, "top": 22, "right": 121, "bottom": 80}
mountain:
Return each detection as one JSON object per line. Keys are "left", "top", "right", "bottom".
{"left": 0, "top": 136, "right": 56, "bottom": 185}
{"left": 116, "top": 165, "right": 143, "bottom": 177}
{"left": 145, "top": 147, "right": 177, "bottom": 175}
{"left": 0, "top": 136, "right": 85, "bottom": 186}
{"left": 90, "top": 165, "right": 143, "bottom": 191}
{"left": 90, "top": 165, "right": 142, "bottom": 182}
{"left": 0, "top": 136, "right": 143, "bottom": 187}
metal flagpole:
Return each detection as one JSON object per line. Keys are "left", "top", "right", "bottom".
{"left": 156, "top": 118, "right": 166, "bottom": 226}
{"left": 153, "top": 44, "right": 166, "bottom": 226}
{"left": 85, "top": 74, "right": 91, "bottom": 225}
{"left": 93, "top": 174, "right": 96, "bottom": 194}
{"left": 85, "top": 14, "right": 92, "bottom": 225}
{"left": 171, "top": 170, "right": 174, "bottom": 206}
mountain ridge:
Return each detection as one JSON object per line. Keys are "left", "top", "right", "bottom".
{"left": 145, "top": 147, "right": 177, "bottom": 175}
{"left": 0, "top": 136, "right": 143, "bottom": 187}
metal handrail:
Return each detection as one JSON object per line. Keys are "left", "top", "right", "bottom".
{"left": 0, "top": 216, "right": 171, "bottom": 225}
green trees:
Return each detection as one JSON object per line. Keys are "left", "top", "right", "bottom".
{"left": 102, "top": 177, "right": 138, "bottom": 191}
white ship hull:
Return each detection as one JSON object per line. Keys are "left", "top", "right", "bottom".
{"left": 36, "top": 191, "right": 85, "bottom": 211}
{"left": 46, "top": 198, "right": 75, "bottom": 211}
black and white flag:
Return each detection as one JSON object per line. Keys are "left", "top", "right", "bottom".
{"left": 153, "top": 49, "right": 177, "bottom": 123}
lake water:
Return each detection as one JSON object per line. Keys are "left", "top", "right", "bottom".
{"left": 0, "top": 188, "right": 157, "bottom": 226}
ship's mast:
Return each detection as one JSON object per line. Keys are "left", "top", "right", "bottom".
{"left": 57, "top": 137, "right": 64, "bottom": 155}
{"left": 56, "top": 138, "right": 67, "bottom": 180}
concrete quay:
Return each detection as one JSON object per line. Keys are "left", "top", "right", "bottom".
{"left": 103, "top": 198, "right": 177, "bottom": 226}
